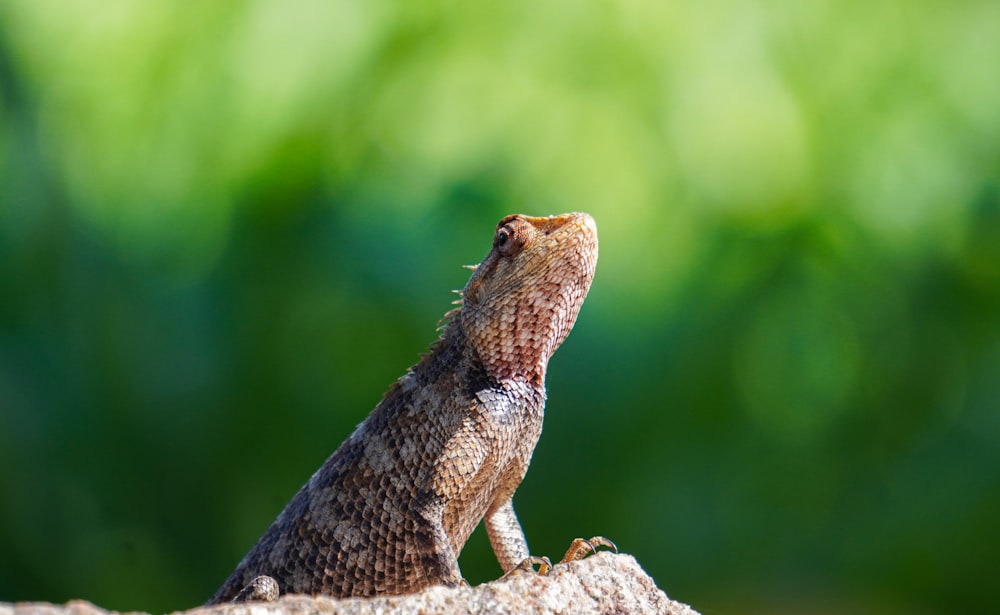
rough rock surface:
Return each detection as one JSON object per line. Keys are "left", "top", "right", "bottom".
{"left": 2, "top": 553, "right": 699, "bottom": 615}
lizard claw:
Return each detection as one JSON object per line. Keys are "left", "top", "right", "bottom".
{"left": 232, "top": 575, "right": 280, "bottom": 602}
{"left": 559, "top": 536, "right": 618, "bottom": 563}
{"left": 502, "top": 555, "right": 553, "bottom": 578}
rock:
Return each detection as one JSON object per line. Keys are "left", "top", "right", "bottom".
{"left": 2, "top": 552, "right": 699, "bottom": 615}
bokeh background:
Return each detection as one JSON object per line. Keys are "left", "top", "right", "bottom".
{"left": 2, "top": 2, "right": 999, "bottom": 613}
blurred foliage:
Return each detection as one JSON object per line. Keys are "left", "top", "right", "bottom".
{"left": 1, "top": 1, "right": 999, "bottom": 614}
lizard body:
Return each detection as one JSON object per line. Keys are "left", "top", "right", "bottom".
{"left": 208, "top": 212, "right": 598, "bottom": 602}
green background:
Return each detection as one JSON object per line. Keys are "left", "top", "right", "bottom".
{"left": 2, "top": 2, "right": 999, "bottom": 614}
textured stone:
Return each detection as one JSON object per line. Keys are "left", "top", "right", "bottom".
{"left": 2, "top": 553, "right": 699, "bottom": 615}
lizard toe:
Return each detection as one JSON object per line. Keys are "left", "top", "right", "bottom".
{"left": 502, "top": 555, "right": 553, "bottom": 578}
{"left": 559, "top": 536, "right": 618, "bottom": 563}
{"left": 233, "top": 575, "right": 280, "bottom": 602}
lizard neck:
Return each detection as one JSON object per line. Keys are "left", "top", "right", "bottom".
{"left": 414, "top": 318, "right": 546, "bottom": 396}
{"left": 451, "top": 308, "right": 548, "bottom": 387}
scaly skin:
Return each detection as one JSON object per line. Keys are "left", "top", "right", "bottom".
{"left": 207, "top": 212, "right": 599, "bottom": 602}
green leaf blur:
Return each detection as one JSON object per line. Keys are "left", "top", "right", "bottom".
{"left": 1, "top": 2, "right": 998, "bottom": 614}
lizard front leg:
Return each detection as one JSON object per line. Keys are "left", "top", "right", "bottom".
{"left": 488, "top": 499, "right": 554, "bottom": 576}
{"left": 487, "top": 497, "right": 617, "bottom": 580}
{"left": 485, "top": 498, "right": 530, "bottom": 572}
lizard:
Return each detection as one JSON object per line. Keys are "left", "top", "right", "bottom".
{"left": 207, "top": 211, "right": 603, "bottom": 603}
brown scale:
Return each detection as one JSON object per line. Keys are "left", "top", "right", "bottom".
{"left": 207, "top": 213, "right": 607, "bottom": 603}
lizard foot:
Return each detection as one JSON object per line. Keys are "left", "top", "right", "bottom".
{"left": 502, "top": 555, "right": 553, "bottom": 578}
{"left": 559, "top": 536, "right": 618, "bottom": 563}
{"left": 232, "top": 575, "right": 280, "bottom": 602}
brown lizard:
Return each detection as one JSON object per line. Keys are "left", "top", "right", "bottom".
{"left": 207, "top": 212, "right": 602, "bottom": 603}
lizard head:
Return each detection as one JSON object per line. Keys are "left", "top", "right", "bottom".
{"left": 459, "top": 212, "right": 598, "bottom": 384}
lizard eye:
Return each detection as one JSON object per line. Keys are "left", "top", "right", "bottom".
{"left": 495, "top": 226, "right": 520, "bottom": 255}
{"left": 493, "top": 218, "right": 529, "bottom": 257}
{"left": 496, "top": 228, "right": 510, "bottom": 249}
